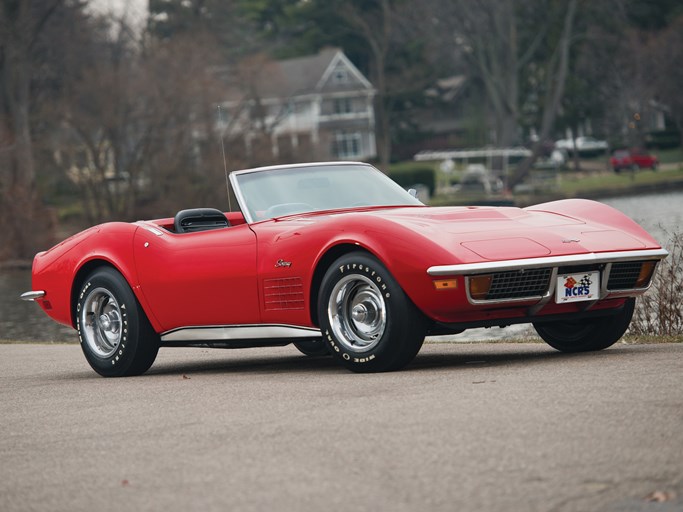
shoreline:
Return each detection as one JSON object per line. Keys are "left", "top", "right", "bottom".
{"left": 514, "top": 175, "right": 683, "bottom": 207}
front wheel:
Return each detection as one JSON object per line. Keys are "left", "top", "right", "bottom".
{"left": 533, "top": 298, "right": 635, "bottom": 353}
{"left": 77, "top": 267, "right": 159, "bottom": 377}
{"left": 318, "top": 252, "right": 426, "bottom": 373}
{"left": 293, "top": 339, "right": 330, "bottom": 357}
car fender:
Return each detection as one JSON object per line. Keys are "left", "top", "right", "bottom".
{"left": 305, "top": 216, "right": 468, "bottom": 321}
{"left": 32, "top": 223, "right": 153, "bottom": 329}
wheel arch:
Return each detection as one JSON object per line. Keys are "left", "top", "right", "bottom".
{"left": 69, "top": 258, "right": 133, "bottom": 329}
{"left": 309, "top": 243, "right": 376, "bottom": 327}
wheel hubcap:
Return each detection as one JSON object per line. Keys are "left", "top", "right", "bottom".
{"left": 81, "top": 287, "right": 123, "bottom": 358}
{"left": 328, "top": 274, "right": 387, "bottom": 353}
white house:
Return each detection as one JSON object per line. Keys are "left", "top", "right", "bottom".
{"left": 219, "top": 48, "right": 377, "bottom": 162}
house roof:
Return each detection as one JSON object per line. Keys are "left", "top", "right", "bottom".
{"left": 221, "top": 48, "right": 373, "bottom": 103}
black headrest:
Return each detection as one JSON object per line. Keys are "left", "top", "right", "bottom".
{"left": 174, "top": 208, "right": 229, "bottom": 233}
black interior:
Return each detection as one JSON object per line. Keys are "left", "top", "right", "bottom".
{"left": 174, "top": 208, "right": 229, "bottom": 233}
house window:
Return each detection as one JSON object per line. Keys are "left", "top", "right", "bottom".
{"left": 333, "top": 68, "right": 349, "bottom": 84}
{"left": 333, "top": 131, "right": 362, "bottom": 158}
{"left": 333, "top": 97, "right": 352, "bottom": 114}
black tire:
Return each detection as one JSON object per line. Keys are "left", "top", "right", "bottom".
{"left": 533, "top": 298, "right": 635, "bottom": 353}
{"left": 76, "top": 267, "right": 159, "bottom": 377}
{"left": 293, "top": 338, "right": 330, "bottom": 357}
{"left": 317, "top": 252, "right": 426, "bottom": 373}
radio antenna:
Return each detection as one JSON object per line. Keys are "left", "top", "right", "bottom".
{"left": 217, "top": 105, "right": 232, "bottom": 212}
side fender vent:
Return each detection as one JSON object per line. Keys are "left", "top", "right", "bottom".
{"left": 174, "top": 208, "right": 229, "bottom": 233}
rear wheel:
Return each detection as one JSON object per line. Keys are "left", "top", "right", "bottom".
{"left": 533, "top": 298, "right": 635, "bottom": 352}
{"left": 318, "top": 252, "right": 426, "bottom": 373}
{"left": 77, "top": 267, "right": 159, "bottom": 377}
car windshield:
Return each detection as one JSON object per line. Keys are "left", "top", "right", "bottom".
{"left": 231, "top": 163, "right": 423, "bottom": 223}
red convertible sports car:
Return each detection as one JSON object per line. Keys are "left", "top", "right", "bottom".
{"left": 22, "top": 162, "right": 668, "bottom": 377}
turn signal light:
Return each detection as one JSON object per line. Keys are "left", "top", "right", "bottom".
{"left": 469, "top": 275, "right": 493, "bottom": 300}
{"left": 433, "top": 279, "right": 457, "bottom": 290}
{"left": 635, "top": 261, "right": 657, "bottom": 288}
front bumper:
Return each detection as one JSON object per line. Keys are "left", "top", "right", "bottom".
{"left": 20, "top": 291, "right": 46, "bottom": 301}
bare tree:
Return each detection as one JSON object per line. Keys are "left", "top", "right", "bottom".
{"left": 338, "top": 0, "right": 394, "bottom": 168}
{"left": 54, "top": 19, "right": 232, "bottom": 223}
{"left": 339, "top": 0, "right": 436, "bottom": 169}
{"left": 509, "top": 0, "right": 577, "bottom": 187}
{"left": 423, "top": 0, "right": 533, "bottom": 146}
{"left": 422, "top": 0, "right": 579, "bottom": 187}
{"left": 647, "top": 15, "right": 683, "bottom": 150}
{"left": 0, "top": 0, "right": 64, "bottom": 258}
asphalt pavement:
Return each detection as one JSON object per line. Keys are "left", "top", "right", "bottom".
{"left": 1, "top": 341, "right": 682, "bottom": 512}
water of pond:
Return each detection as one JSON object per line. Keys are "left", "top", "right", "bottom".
{"left": 2, "top": 191, "right": 681, "bottom": 342}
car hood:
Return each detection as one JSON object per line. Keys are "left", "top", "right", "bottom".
{"left": 348, "top": 204, "right": 657, "bottom": 262}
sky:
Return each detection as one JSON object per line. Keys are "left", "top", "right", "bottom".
{"left": 87, "top": 0, "right": 148, "bottom": 28}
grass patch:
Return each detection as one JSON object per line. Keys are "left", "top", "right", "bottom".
{"left": 556, "top": 166, "right": 683, "bottom": 196}
{"left": 656, "top": 147, "right": 683, "bottom": 164}
{"left": 388, "top": 161, "right": 439, "bottom": 174}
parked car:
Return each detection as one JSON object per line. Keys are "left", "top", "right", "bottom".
{"left": 610, "top": 148, "right": 658, "bottom": 173}
{"left": 555, "top": 136, "right": 609, "bottom": 155}
{"left": 22, "top": 161, "right": 667, "bottom": 376}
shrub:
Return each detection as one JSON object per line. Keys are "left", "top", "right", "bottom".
{"left": 630, "top": 232, "right": 683, "bottom": 336}
{"left": 645, "top": 129, "right": 681, "bottom": 150}
{"left": 388, "top": 164, "right": 436, "bottom": 196}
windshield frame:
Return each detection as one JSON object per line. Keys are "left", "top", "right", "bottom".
{"left": 229, "top": 161, "right": 422, "bottom": 224}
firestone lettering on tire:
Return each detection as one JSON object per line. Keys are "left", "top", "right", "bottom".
{"left": 342, "top": 263, "right": 389, "bottom": 298}
{"left": 76, "top": 281, "right": 92, "bottom": 345}
{"left": 325, "top": 329, "right": 341, "bottom": 353}
{"left": 325, "top": 327, "right": 373, "bottom": 363}
{"left": 114, "top": 304, "right": 129, "bottom": 366}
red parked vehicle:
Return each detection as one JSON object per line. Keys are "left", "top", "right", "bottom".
{"left": 610, "top": 148, "right": 658, "bottom": 173}
{"left": 22, "top": 162, "right": 668, "bottom": 376}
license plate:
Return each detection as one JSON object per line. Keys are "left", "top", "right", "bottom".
{"left": 555, "top": 271, "right": 600, "bottom": 303}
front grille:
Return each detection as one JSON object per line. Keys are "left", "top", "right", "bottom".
{"left": 484, "top": 268, "right": 552, "bottom": 300}
{"left": 608, "top": 261, "right": 645, "bottom": 290}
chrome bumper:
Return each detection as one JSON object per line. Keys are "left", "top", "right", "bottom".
{"left": 427, "top": 248, "right": 669, "bottom": 276}
{"left": 20, "top": 290, "right": 46, "bottom": 301}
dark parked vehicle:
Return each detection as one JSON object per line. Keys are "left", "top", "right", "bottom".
{"left": 610, "top": 148, "right": 658, "bottom": 173}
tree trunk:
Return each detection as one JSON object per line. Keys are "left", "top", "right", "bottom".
{"left": 1, "top": 5, "right": 37, "bottom": 258}
{"left": 340, "top": 0, "right": 392, "bottom": 168}
{"left": 508, "top": 0, "right": 578, "bottom": 189}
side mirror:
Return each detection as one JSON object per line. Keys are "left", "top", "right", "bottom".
{"left": 408, "top": 188, "right": 417, "bottom": 197}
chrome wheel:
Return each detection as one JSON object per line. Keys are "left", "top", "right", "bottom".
{"left": 318, "top": 253, "right": 427, "bottom": 372}
{"left": 81, "top": 287, "right": 123, "bottom": 358}
{"left": 327, "top": 274, "right": 387, "bottom": 353}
